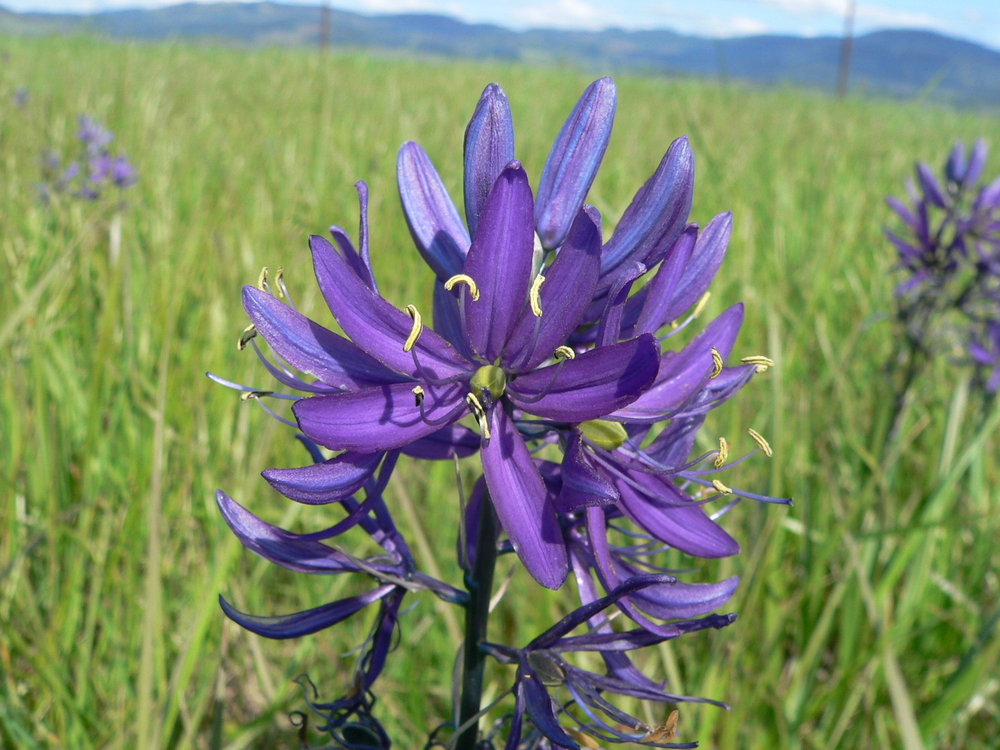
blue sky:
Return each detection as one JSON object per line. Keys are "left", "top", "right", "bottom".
{"left": 7, "top": 0, "right": 1000, "bottom": 50}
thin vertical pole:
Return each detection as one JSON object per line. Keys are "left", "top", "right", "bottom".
{"left": 836, "top": 0, "right": 857, "bottom": 98}
{"left": 319, "top": 0, "right": 331, "bottom": 53}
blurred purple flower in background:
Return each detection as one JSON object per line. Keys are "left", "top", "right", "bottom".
{"left": 14, "top": 86, "right": 28, "bottom": 108}
{"left": 886, "top": 139, "right": 1000, "bottom": 399}
{"left": 38, "top": 114, "right": 137, "bottom": 202}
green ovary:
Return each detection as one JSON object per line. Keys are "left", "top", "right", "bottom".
{"left": 470, "top": 365, "right": 507, "bottom": 401}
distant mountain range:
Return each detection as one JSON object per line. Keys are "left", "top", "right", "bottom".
{"left": 3, "top": 1, "right": 1000, "bottom": 107}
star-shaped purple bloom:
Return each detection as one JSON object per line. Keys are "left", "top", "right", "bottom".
{"left": 257, "top": 163, "right": 659, "bottom": 590}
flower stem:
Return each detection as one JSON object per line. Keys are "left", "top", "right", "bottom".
{"left": 455, "top": 491, "right": 498, "bottom": 750}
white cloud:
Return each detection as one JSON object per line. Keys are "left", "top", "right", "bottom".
{"left": 752, "top": 0, "right": 846, "bottom": 15}
{"left": 352, "top": 0, "right": 462, "bottom": 14}
{"left": 507, "top": 0, "right": 626, "bottom": 30}
{"left": 716, "top": 15, "right": 769, "bottom": 35}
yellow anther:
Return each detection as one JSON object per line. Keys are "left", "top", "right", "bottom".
{"left": 257, "top": 266, "right": 269, "bottom": 292}
{"left": 580, "top": 420, "right": 629, "bottom": 450}
{"left": 714, "top": 437, "right": 729, "bottom": 468}
{"left": 238, "top": 324, "right": 257, "bottom": 351}
{"left": 554, "top": 345, "right": 576, "bottom": 361}
{"left": 240, "top": 390, "right": 273, "bottom": 401}
{"left": 412, "top": 385, "right": 425, "bottom": 407}
{"left": 444, "top": 274, "right": 480, "bottom": 301}
{"left": 403, "top": 305, "right": 423, "bottom": 352}
{"left": 710, "top": 347, "right": 724, "bottom": 379}
{"left": 274, "top": 267, "right": 285, "bottom": 298}
{"left": 748, "top": 427, "right": 773, "bottom": 457}
{"left": 712, "top": 479, "right": 733, "bottom": 496}
{"left": 741, "top": 355, "right": 774, "bottom": 372}
{"left": 565, "top": 728, "right": 601, "bottom": 749}
{"left": 529, "top": 274, "right": 546, "bottom": 317}
{"left": 642, "top": 710, "right": 680, "bottom": 742}
{"left": 465, "top": 393, "right": 491, "bottom": 439}
{"left": 692, "top": 291, "right": 711, "bottom": 319}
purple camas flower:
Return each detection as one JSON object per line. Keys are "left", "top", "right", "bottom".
{"left": 39, "top": 115, "right": 138, "bottom": 202}
{"left": 886, "top": 140, "right": 1000, "bottom": 395}
{"left": 483, "top": 576, "right": 735, "bottom": 749}
{"left": 217, "top": 77, "right": 778, "bottom": 749}
{"left": 970, "top": 321, "right": 1000, "bottom": 392}
{"left": 77, "top": 114, "right": 114, "bottom": 155}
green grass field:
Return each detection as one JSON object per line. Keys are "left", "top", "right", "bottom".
{"left": 1, "top": 34, "right": 999, "bottom": 750}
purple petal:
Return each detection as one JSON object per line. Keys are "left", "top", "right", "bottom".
{"left": 966, "top": 138, "right": 988, "bottom": 187}
{"left": 521, "top": 671, "right": 581, "bottom": 748}
{"left": 432, "top": 278, "right": 474, "bottom": 359}
{"left": 402, "top": 423, "right": 480, "bottom": 459}
{"left": 530, "top": 571, "right": 676, "bottom": 646}
{"left": 610, "top": 304, "right": 744, "bottom": 423}
{"left": 310, "top": 234, "right": 469, "bottom": 380}
{"left": 644, "top": 415, "right": 705, "bottom": 467}
{"left": 509, "top": 335, "right": 659, "bottom": 422}
{"left": 599, "top": 136, "right": 693, "bottom": 283}
{"left": 328, "top": 182, "right": 377, "bottom": 292}
{"left": 613, "top": 472, "right": 739, "bottom": 557}
{"left": 535, "top": 78, "right": 616, "bottom": 250}
{"left": 482, "top": 407, "right": 568, "bottom": 590}
{"left": 635, "top": 224, "right": 697, "bottom": 335}
{"left": 557, "top": 431, "right": 619, "bottom": 512}
{"left": 243, "top": 286, "right": 403, "bottom": 390}
{"left": 627, "top": 576, "right": 740, "bottom": 621}
{"left": 946, "top": 142, "right": 967, "bottom": 184}
{"left": 502, "top": 684, "right": 526, "bottom": 750}
{"left": 397, "top": 141, "right": 470, "bottom": 279}
{"left": 917, "top": 162, "right": 948, "bottom": 208}
{"left": 886, "top": 196, "right": 918, "bottom": 228}
{"left": 661, "top": 212, "right": 731, "bottom": 323}
{"left": 464, "top": 83, "right": 515, "bottom": 237}
{"left": 217, "top": 490, "right": 356, "bottom": 574}
{"left": 293, "top": 382, "right": 466, "bottom": 452}
{"left": 219, "top": 585, "right": 394, "bottom": 639}
{"left": 261, "top": 452, "right": 383, "bottom": 504}
{"left": 503, "top": 205, "right": 603, "bottom": 370}
{"left": 596, "top": 261, "right": 645, "bottom": 347}
{"left": 462, "top": 162, "right": 536, "bottom": 362}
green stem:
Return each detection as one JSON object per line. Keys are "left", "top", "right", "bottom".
{"left": 455, "top": 491, "right": 498, "bottom": 750}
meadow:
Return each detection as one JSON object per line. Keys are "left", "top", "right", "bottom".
{"left": 1, "top": 33, "right": 999, "bottom": 750}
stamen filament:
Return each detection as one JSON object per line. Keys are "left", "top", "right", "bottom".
{"left": 692, "top": 291, "right": 711, "bottom": 319}
{"left": 408, "top": 347, "right": 467, "bottom": 387}
{"left": 511, "top": 358, "right": 568, "bottom": 404}
{"left": 444, "top": 274, "right": 480, "bottom": 301}
{"left": 418, "top": 395, "right": 468, "bottom": 427}
{"left": 404, "top": 305, "right": 423, "bottom": 352}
